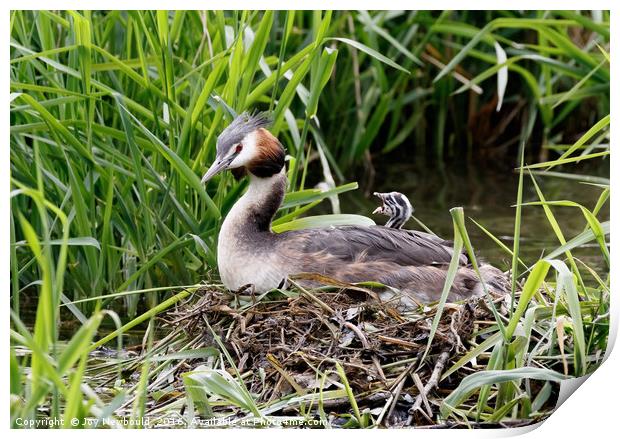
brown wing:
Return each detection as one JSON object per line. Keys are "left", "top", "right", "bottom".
{"left": 276, "top": 225, "right": 466, "bottom": 268}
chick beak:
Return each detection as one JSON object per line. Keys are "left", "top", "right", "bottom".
{"left": 372, "top": 192, "right": 386, "bottom": 215}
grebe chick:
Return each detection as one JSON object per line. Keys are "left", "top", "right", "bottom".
{"left": 202, "top": 112, "right": 508, "bottom": 304}
{"left": 373, "top": 191, "right": 413, "bottom": 229}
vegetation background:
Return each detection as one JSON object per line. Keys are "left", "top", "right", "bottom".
{"left": 10, "top": 10, "right": 610, "bottom": 428}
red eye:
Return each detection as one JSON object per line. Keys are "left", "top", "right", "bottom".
{"left": 235, "top": 144, "right": 243, "bottom": 154}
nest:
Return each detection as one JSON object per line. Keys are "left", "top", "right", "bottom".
{"left": 160, "top": 282, "right": 508, "bottom": 427}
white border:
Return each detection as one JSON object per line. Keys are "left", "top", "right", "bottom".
{"left": 2, "top": 1, "right": 618, "bottom": 10}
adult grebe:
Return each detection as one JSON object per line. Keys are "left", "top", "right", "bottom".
{"left": 202, "top": 113, "right": 507, "bottom": 304}
{"left": 373, "top": 191, "right": 414, "bottom": 229}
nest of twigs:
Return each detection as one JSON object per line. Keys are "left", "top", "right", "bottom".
{"left": 158, "top": 279, "right": 511, "bottom": 427}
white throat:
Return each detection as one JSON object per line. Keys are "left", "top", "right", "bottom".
{"left": 216, "top": 169, "right": 288, "bottom": 291}
{"left": 221, "top": 168, "right": 285, "bottom": 233}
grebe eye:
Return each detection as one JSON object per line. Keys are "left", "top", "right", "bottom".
{"left": 235, "top": 144, "right": 243, "bottom": 154}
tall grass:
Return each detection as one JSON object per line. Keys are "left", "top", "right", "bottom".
{"left": 10, "top": 10, "right": 609, "bottom": 428}
{"left": 10, "top": 10, "right": 378, "bottom": 315}
{"left": 318, "top": 11, "right": 609, "bottom": 167}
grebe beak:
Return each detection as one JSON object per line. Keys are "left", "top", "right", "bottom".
{"left": 372, "top": 206, "right": 384, "bottom": 215}
{"left": 201, "top": 155, "right": 234, "bottom": 183}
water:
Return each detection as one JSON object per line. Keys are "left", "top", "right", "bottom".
{"left": 334, "top": 161, "right": 609, "bottom": 274}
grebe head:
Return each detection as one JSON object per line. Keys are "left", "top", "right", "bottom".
{"left": 201, "top": 112, "right": 285, "bottom": 183}
{"left": 372, "top": 191, "right": 414, "bottom": 229}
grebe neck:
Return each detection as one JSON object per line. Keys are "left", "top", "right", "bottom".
{"left": 222, "top": 169, "right": 287, "bottom": 235}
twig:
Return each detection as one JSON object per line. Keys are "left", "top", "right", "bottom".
{"left": 382, "top": 374, "right": 407, "bottom": 426}
{"left": 377, "top": 357, "right": 421, "bottom": 426}
{"left": 377, "top": 334, "right": 422, "bottom": 349}
{"left": 289, "top": 278, "right": 335, "bottom": 314}
{"left": 342, "top": 321, "right": 386, "bottom": 382}
{"left": 413, "top": 373, "right": 433, "bottom": 418}
{"left": 406, "top": 350, "right": 451, "bottom": 425}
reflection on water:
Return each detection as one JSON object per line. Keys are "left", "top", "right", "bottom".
{"left": 336, "top": 160, "right": 609, "bottom": 274}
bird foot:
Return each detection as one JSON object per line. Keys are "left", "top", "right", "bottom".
{"left": 235, "top": 283, "right": 256, "bottom": 305}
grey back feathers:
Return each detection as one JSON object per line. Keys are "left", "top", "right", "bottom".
{"left": 216, "top": 112, "right": 271, "bottom": 155}
{"left": 280, "top": 225, "right": 466, "bottom": 268}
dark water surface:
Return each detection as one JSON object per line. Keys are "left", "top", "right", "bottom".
{"left": 336, "top": 160, "right": 610, "bottom": 274}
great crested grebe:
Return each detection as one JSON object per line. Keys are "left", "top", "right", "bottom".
{"left": 373, "top": 191, "right": 413, "bottom": 229}
{"left": 202, "top": 113, "right": 508, "bottom": 304}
